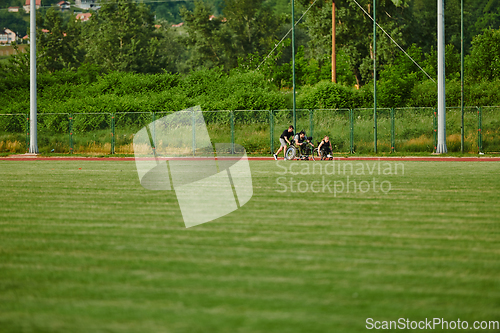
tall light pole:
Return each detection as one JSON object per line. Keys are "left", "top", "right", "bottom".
{"left": 373, "top": 0, "right": 377, "bottom": 153}
{"left": 292, "top": 0, "right": 296, "bottom": 130}
{"left": 331, "top": 0, "right": 336, "bottom": 83}
{"left": 436, "top": 0, "right": 447, "bottom": 153}
{"left": 460, "top": 0, "right": 464, "bottom": 153}
{"left": 29, "top": 0, "right": 38, "bottom": 154}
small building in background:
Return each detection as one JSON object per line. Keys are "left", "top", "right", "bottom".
{"left": 23, "top": 0, "right": 41, "bottom": 13}
{"left": 8, "top": 6, "right": 20, "bottom": 12}
{"left": 75, "top": 13, "right": 92, "bottom": 22}
{"left": 75, "top": 0, "right": 99, "bottom": 10}
{"left": 0, "top": 29, "right": 17, "bottom": 45}
{"left": 56, "top": 1, "right": 71, "bottom": 11}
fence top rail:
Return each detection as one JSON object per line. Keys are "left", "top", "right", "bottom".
{"left": 313, "top": 108, "right": 351, "bottom": 112}
{"left": 272, "top": 109, "right": 315, "bottom": 112}
{"left": 445, "top": 106, "right": 484, "bottom": 110}
{"left": 393, "top": 107, "right": 435, "bottom": 110}
{"left": 354, "top": 108, "right": 393, "bottom": 111}
{"left": 2, "top": 106, "right": 500, "bottom": 117}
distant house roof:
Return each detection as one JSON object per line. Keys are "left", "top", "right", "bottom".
{"left": 25, "top": 0, "right": 41, "bottom": 5}
{"left": 8, "top": 6, "right": 20, "bottom": 12}
{"left": 76, "top": 13, "right": 92, "bottom": 21}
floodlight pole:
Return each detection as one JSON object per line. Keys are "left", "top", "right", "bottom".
{"left": 29, "top": 0, "right": 38, "bottom": 154}
{"left": 436, "top": 0, "right": 447, "bottom": 153}
{"left": 460, "top": 0, "right": 464, "bottom": 153}
{"left": 331, "top": 0, "right": 336, "bottom": 83}
{"left": 292, "top": 0, "right": 296, "bottom": 130}
{"left": 373, "top": 0, "right": 377, "bottom": 153}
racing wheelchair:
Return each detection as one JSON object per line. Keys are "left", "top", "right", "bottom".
{"left": 284, "top": 136, "right": 318, "bottom": 161}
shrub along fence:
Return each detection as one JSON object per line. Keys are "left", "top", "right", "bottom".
{"left": 0, "top": 107, "right": 497, "bottom": 154}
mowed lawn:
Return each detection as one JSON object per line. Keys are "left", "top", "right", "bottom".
{"left": 0, "top": 159, "right": 499, "bottom": 333}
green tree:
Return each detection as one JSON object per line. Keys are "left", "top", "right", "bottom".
{"left": 466, "top": 28, "right": 500, "bottom": 81}
{"left": 223, "top": 0, "right": 281, "bottom": 59}
{"left": 180, "top": 1, "right": 234, "bottom": 70}
{"left": 300, "top": 0, "right": 411, "bottom": 86}
{"left": 37, "top": 8, "right": 84, "bottom": 72}
{"left": 82, "top": 0, "right": 161, "bottom": 73}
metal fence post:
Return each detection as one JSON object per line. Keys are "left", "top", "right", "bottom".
{"left": 25, "top": 114, "right": 29, "bottom": 152}
{"left": 269, "top": 110, "right": 274, "bottom": 154}
{"left": 192, "top": 109, "right": 196, "bottom": 156}
{"left": 309, "top": 109, "right": 314, "bottom": 140}
{"left": 433, "top": 109, "right": 438, "bottom": 152}
{"left": 69, "top": 113, "right": 73, "bottom": 154}
{"left": 391, "top": 108, "right": 395, "bottom": 153}
{"left": 350, "top": 109, "right": 354, "bottom": 154}
{"left": 111, "top": 113, "right": 115, "bottom": 154}
{"left": 374, "top": 107, "right": 378, "bottom": 153}
{"left": 230, "top": 110, "right": 235, "bottom": 154}
{"left": 152, "top": 111, "right": 156, "bottom": 150}
{"left": 477, "top": 106, "right": 483, "bottom": 153}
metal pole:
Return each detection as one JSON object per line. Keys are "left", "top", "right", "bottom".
{"left": 29, "top": 0, "right": 38, "bottom": 154}
{"left": 332, "top": 0, "right": 337, "bottom": 83}
{"left": 373, "top": 0, "right": 377, "bottom": 153}
{"left": 152, "top": 112, "right": 156, "bottom": 150}
{"left": 391, "top": 108, "right": 395, "bottom": 152}
{"left": 292, "top": 0, "right": 296, "bottom": 130}
{"left": 69, "top": 113, "right": 73, "bottom": 154}
{"left": 230, "top": 110, "right": 235, "bottom": 154}
{"left": 436, "top": 0, "right": 448, "bottom": 153}
{"left": 350, "top": 109, "right": 354, "bottom": 154}
{"left": 270, "top": 110, "right": 274, "bottom": 154}
{"left": 460, "top": 0, "right": 464, "bottom": 153}
{"left": 192, "top": 109, "right": 196, "bottom": 156}
{"left": 25, "top": 114, "right": 29, "bottom": 152}
{"left": 309, "top": 109, "right": 314, "bottom": 140}
{"left": 433, "top": 109, "right": 437, "bottom": 151}
{"left": 477, "top": 107, "right": 482, "bottom": 153}
{"left": 111, "top": 113, "right": 115, "bottom": 154}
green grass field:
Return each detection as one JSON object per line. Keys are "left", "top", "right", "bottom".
{"left": 0, "top": 160, "right": 499, "bottom": 332}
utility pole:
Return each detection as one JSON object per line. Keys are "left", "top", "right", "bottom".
{"left": 373, "top": 0, "right": 377, "bottom": 153}
{"left": 460, "top": 0, "right": 464, "bottom": 153}
{"left": 332, "top": 0, "right": 336, "bottom": 83}
{"left": 29, "top": 0, "right": 38, "bottom": 154}
{"left": 436, "top": 0, "right": 447, "bottom": 153}
{"left": 292, "top": 0, "right": 296, "bottom": 130}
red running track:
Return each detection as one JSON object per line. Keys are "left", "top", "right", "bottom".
{"left": 1, "top": 155, "right": 500, "bottom": 162}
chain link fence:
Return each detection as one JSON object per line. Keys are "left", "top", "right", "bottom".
{"left": 0, "top": 107, "right": 498, "bottom": 154}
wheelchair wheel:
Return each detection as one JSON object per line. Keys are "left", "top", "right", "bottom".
{"left": 310, "top": 148, "right": 319, "bottom": 161}
{"left": 285, "top": 146, "right": 297, "bottom": 160}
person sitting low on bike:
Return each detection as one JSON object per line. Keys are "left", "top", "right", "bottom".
{"left": 294, "top": 131, "right": 314, "bottom": 158}
{"left": 317, "top": 135, "right": 333, "bottom": 160}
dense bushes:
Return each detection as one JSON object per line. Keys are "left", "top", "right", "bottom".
{"left": 0, "top": 68, "right": 289, "bottom": 132}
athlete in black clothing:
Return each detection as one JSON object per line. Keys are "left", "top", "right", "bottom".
{"left": 274, "top": 125, "right": 294, "bottom": 160}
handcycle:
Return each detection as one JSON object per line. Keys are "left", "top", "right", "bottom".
{"left": 284, "top": 138, "right": 318, "bottom": 161}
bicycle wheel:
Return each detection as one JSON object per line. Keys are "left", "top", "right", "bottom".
{"left": 285, "top": 146, "right": 297, "bottom": 160}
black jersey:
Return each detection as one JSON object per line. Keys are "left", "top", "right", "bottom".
{"left": 280, "top": 129, "right": 294, "bottom": 140}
